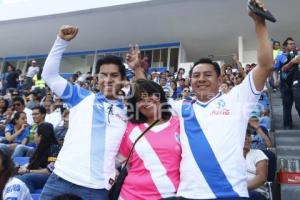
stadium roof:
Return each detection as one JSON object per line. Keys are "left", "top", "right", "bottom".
{"left": 0, "top": 0, "right": 299, "bottom": 62}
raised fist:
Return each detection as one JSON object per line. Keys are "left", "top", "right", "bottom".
{"left": 58, "top": 25, "right": 79, "bottom": 41}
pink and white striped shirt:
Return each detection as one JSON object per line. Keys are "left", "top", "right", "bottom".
{"left": 119, "top": 116, "right": 181, "bottom": 200}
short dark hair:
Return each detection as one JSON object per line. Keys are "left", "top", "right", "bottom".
{"left": 283, "top": 37, "right": 294, "bottom": 47}
{"left": 32, "top": 106, "right": 47, "bottom": 115}
{"left": 95, "top": 55, "right": 126, "bottom": 79}
{"left": 190, "top": 58, "right": 221, "bottom": 77}
{"left": 12, "top": 96, "right": 25, "bottom": 105}
{"left": 127, "top": 79, "right": 171, "bottom": 124}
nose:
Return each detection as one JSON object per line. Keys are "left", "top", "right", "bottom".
{"left": 198, "top": 74, "right": 206, "bottom": 82}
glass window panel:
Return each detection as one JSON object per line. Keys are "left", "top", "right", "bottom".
{"left": 144, "top": 50, "right": 152, "bottom": 67}
{"left": 61, "top": 55, "right": 88, "bottom": 73}
{"left": 161, "top": 48, "right": 168, "bottom": 67}
{"left": 152, "top": 49, "right": 161, "bottom": 67}
{"left": 169, "top": 48, "right": 179, "bottom": 73}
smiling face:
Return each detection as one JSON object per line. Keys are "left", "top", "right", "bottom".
{"left": 191, "top": 63, "right": 221, "bottom": 102}
{"left": 137, "top": 92, "right": 161, "bottom": 122}
{"left": 98, "top": 64, "right": 124, "bottom": 99}
{"left": 32, "top": 108, "right": 45, "bottom": 124}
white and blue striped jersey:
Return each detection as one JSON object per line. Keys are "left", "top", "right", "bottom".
{"left": 170, "top": 71, "right": 261, "bottom": 199}
{"left": 42, "top": 37, "right": 127, "bottom": 189}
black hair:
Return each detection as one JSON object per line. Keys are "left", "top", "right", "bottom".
{"left": 283, "top": 37, "right": 294, "bottom": 47}
{"left": 12, "top": 96, "right": 25, "bottom": 105}
{"left": 127, "top": 79, "right": 171, "bottom": 124}
{"left": 27, "top": 122, "right": 58, "bottom": 169}
{"left": 36, "top": 69, "right": 42, "bottom": 80}
{"left": 246, "top": 123, "right": 255, "bottom": 136}
{"left": 189, "top": 58, "right": 221, "bottom": 77}
{"left": 0, "top": 98, "right": 9, "bottom": 114}
{"left": 0, "top": 149, "right": 15, "bottom": 199}
{"left": 95, "top": 55, "right": 126, "bottom": 79}
{"left": 32, "top": 105, "right": 47, "bottom": 116}
{"left": 11, "top": 112, "right": 26, "bottom": 125}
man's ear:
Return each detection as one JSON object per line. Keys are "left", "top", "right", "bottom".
{"left": 217, "top": 76, "right": 223, "bottom": 87}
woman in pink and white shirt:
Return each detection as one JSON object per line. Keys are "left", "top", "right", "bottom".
{"left": 116, "top": 79, "right": 181, "bottom": 200}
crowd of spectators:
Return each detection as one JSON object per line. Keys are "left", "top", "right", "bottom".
{"left": 0, "top": 49, "right": 275, "bottom": 200}
{"left": 3, "top": 7, "right": 300, "bottom": 199}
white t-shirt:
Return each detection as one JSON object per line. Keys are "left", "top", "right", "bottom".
{"left": 170, "top": 71, "right": 261, "bottom": 199}
{"left": 24, "top": 107, "right": 33, "bottom": 125}
{"left": 246, "top": 149, "right": 269, "bottom": 198}
{"left": 26, "top": 66, "right": 39, "bottom": 78}
{"left": 45, "top": 109, "right": 62, "bottom": 129}
{"left": 2, "top": 177, "right": 32, "bottom": 200}
{"left": 42, "top": 37, "right": 127, "bottom": 190}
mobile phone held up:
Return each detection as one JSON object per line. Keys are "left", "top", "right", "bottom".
{"left": 248, "top": 1, "right": 277, "bottom": 23}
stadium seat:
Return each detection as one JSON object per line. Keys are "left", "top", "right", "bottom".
{"left": 13, "top": 157, "right": 30, "bottom": 166}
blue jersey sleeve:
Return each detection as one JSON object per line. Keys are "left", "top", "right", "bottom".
{"left": 60, "top": 83, "right": 92, "bottom": 108}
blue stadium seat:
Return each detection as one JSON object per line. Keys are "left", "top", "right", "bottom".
{"left": 13, "top": 157, "right": 30, "bottom": 166}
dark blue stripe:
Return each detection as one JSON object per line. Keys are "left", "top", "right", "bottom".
{"left": 63, "top": 50, "right": 95, "bottom": 56}
{"left": 181, "top": 101, "right": 239, "bottom": 198}
{"left": 2, "top": 42, "right": 180, "bottom": 61}
{"left": 4, "top": 56, "right": 27, "bottom": 61}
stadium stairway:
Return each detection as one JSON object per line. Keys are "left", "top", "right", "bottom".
{"left": 270, "top": 91, "right": 300, "bottom": 200}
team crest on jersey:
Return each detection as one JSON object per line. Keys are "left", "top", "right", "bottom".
{"left": 210, "top": 99, "right": 230, "bottom": 116}
{"left": 216, "top": 99, "right": 226, "bottom": 109}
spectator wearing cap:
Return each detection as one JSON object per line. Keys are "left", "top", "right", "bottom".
{"left": 25, "top": 60, "right": 40, "bottom": 90}
{"left": 248, "top": 110, "right": 272, "bottom": 150}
